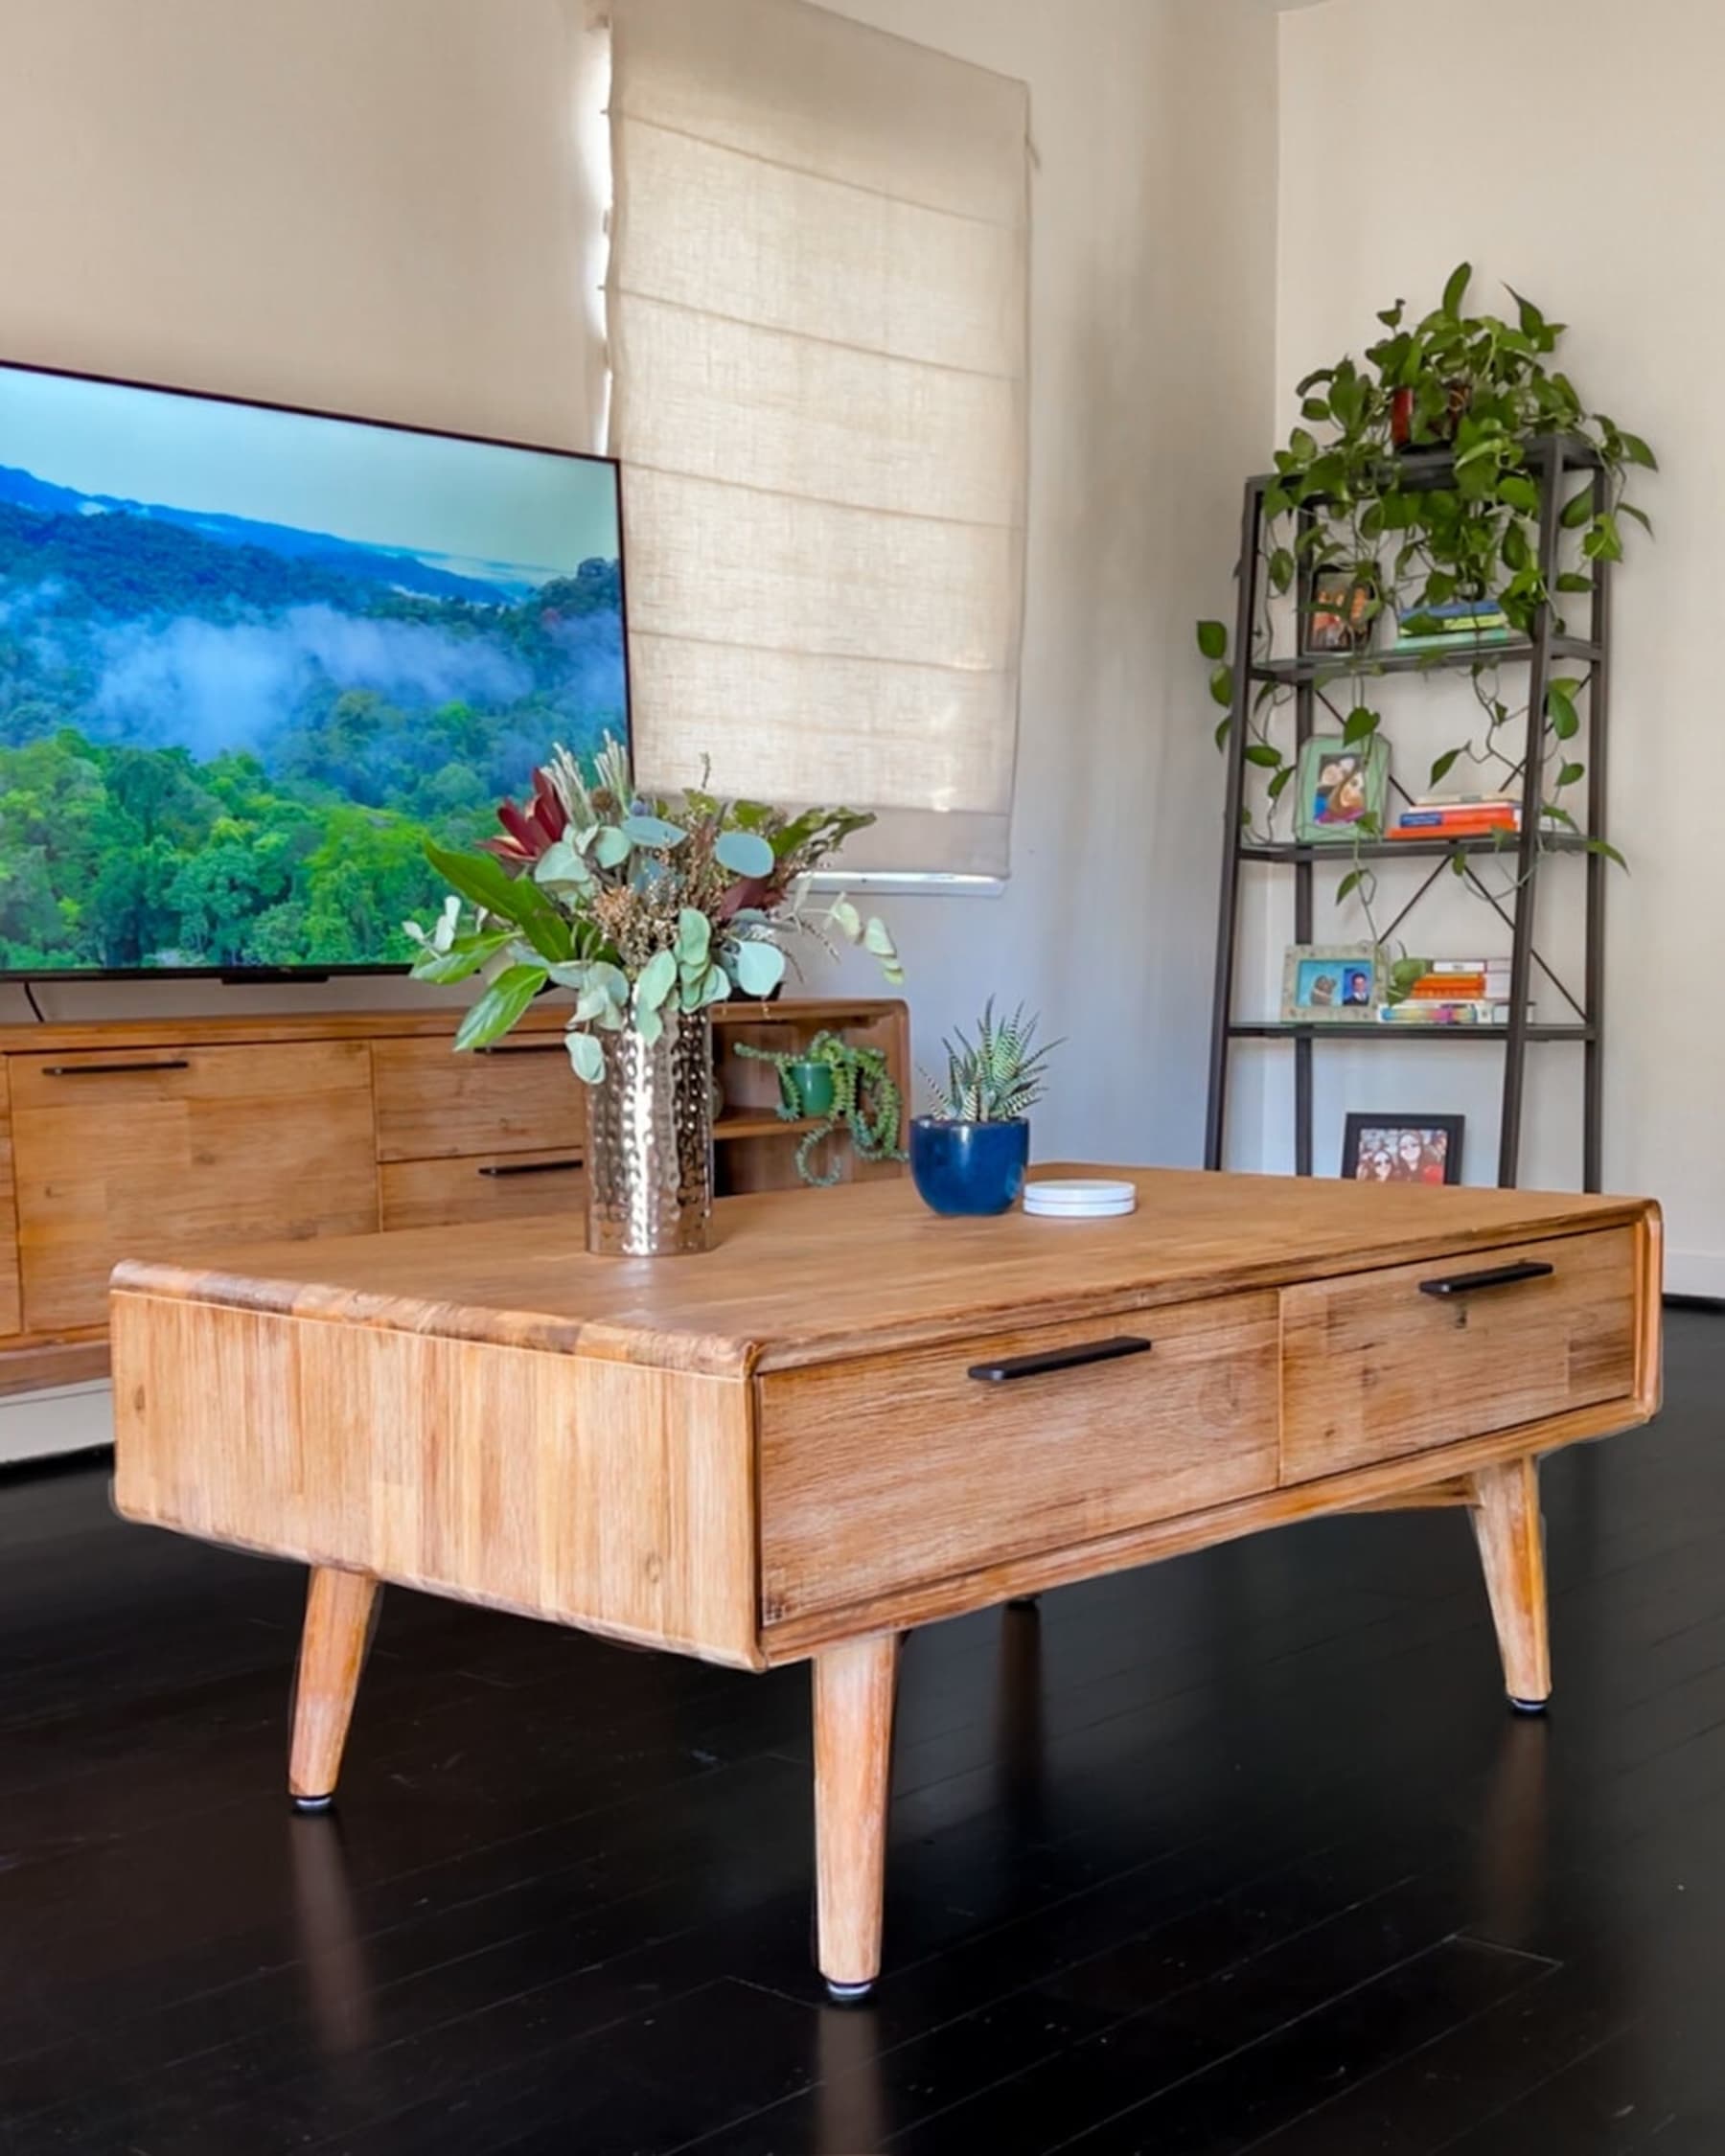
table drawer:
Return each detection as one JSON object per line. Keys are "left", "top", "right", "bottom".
{"left": 1281, "top": 1226, "right": 1638, "bottom": 1484}
{"left": 759, "top": 1292, "right": 1279, "bottom": 1623}
{"left": 379, "top": 1149, "right": 586, "bottom": 1231}
{"left": 372, "top": 1037, "right": 582, "bottom": 1162}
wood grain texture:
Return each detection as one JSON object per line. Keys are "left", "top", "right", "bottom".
{"left": 0, "top": 997, "right": 902, "bottom": 1060}
{"left": 379, "top": 1152, "right": 586, "bottom": 1233}
{"left": 110, "top": 1292, "right": 762, "bottom": 1668}
{"left": 14, "top": 1043, "right": 380, "bottom": 1333}
{"left": 813, "top": 1633, "right": 900, "bottom": 1989}
{"left": 1469, "top": 1456, "right": 1552, "bottom": 1705}
{"left": 758, "top": 1389, "right": 1658, "bottom": 1661}
{"left": 108, "top": 1168, "right": 1658, "bottom": 1381}
{"left": 759, "top": 1294, "right": 1278, "bottom": 1621}
{"left": 0, "top": 1059, "right": 17, "bottom": 1339}
{"left": 1280, "top": 1227, "right": 1638, "bottom": 1484}
{"left": 0, "top": 1336, "right": 108, "bottom": 1397}
{"left": 371, "top": 1039, "right": 583, "bottom": 1164}
{"left": 288, "top": 1567, "right": 380, "bottom": 1800}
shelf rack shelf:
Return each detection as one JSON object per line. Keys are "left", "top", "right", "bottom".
{"left": 1204, "top": 434, "right": 1613, "bottom": 1189}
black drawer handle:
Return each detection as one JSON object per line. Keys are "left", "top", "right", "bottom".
{"left": 476, "top": 1158, "right": 582, "bottom": 1179}
{"left": 474, "top": 1042, "right": 564, "bottom": 1057}
{"left": 969, "top": 1336, "right": 1152, "bottom": 1384}
{"left": 42, "top": 1059, "right": 191, "bottom": 1078}
{"left": 1419, "top": 1260, "right": 1555, "bottom": 1298}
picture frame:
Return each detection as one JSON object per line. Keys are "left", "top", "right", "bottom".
{"left": 1302, "top": 564, "right": 1377, "bottom": 655}
{"left": 1342, "top": 1113, "right": 1465, "bottom": 1185}
{"left": 1281, "top": 943, "right": 1378, "bottom": 1023}
{"left": 1294, "top": 734, "right": 1390, "bottom": 843}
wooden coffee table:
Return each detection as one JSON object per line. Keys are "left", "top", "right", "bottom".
{"left": 110, "top": 1167, "right": 1661, "bottom": 1997}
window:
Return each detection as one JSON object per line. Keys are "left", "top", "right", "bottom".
{"left": 606, "top": 0, "right": 1029, "bottom": 877}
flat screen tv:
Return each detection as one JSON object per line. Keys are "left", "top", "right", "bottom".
{"left": 0, "top": 360, "right": 628, "bottom": 978}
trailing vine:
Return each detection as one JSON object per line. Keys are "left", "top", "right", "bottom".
{"left": 732, "top": 1030, "right": 905, "bottom": 1186}
{"left": 1196, "top": 262, "right": 1652, "bottom": 943}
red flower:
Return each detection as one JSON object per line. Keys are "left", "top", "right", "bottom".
{"left": 481, "top": 768, "right": 568, "bottom": 865}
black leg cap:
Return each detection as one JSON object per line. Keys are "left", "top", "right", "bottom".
{"left": 290, "top": 1792, "right": 335, "bottom": 1814}
{"left": 825, "top": 1978, "right": 875, "bottom": 2004}
{"left": 1006, "top": 1594, "right": 1041, "bottom": 1611}
{"left": 1508, "top": 1696, "right": 1550, "bottom": 1716}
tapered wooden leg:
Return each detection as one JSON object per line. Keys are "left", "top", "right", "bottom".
{"left": 1470, "top": 1457, "right": 1552, "bottom": 1712}
{"left": 288, "top": 1567, "right": 381, "bottom": 1810}
{"left": 812, "top": 1633, "right": 900, "bottom": 2000}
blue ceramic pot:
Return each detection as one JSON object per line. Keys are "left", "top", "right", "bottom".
{"left": 908, "top": 1116, "right": 1029, "bottom": 1217}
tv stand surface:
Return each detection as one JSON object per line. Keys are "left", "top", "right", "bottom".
{"left": 0, "top": 998, "right": 908, "bottom": 1400}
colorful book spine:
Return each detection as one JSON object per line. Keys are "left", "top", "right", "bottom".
{"left": 1373, "top": 1000, "right": 1509, "bottom": 1026}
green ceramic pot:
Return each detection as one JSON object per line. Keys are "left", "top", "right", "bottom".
{"left": 787, "top": 1058, "right": 836, "bottom": 1117}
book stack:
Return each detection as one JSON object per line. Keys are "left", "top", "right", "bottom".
{"left": 1395, "top": 598, "right": 1512, "bottom": 652}
{"left": 1379, "top": 956, "right": 1513, "bottom": 1026}
{"left": 1391, "top": 792, "right": 1520, "bottom": 841}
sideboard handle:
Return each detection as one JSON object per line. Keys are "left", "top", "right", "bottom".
{"left": 474, "top": 1043, "right": 565, "bottom": 1057}
{"left": 42, "top": 1059, "right": 192, "bottom": 1078}
{"left": 968, "top": 1336, "right": 1152, "bottom": 1384}
{"left": 1418, "top": 1260, "right": 1555, "bottom": 1298}
{"left": 476, "top": 1158, "right": 583, "bottom": 1179}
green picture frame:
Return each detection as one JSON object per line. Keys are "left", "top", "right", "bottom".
{"left": 1293, "top": 735, "right": 1390, "bottom": 843}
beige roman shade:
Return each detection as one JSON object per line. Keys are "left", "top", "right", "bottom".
{"left": 606, "top": 0, "right": 1029, "bottom": 876}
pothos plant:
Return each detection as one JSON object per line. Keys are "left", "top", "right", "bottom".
{"left": 405, "top": 735, "right": 903, "bottom": 1076}
{"left": 1196, "top": 262, "right": 1653, "bottom": 928}
{"left": 732, "top": 1030, "right": 906, "bottom": 1186}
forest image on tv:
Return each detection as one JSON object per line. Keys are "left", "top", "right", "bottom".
{"left": 0, "top": 366, "right": 627, "bottom": 974}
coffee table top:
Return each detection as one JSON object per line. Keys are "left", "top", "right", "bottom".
{"left": 109, "top": 1165, "right": 1656, "bottom": 1379}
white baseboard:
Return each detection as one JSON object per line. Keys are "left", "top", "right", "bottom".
{"left": 1667, "top": 1249, "right": 1725, "bottom": 1302}
{"left": 0, "top": 1381, "right": 113, "bottom": 1467}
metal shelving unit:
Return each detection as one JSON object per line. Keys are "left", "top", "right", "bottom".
{"left": 1204, "top": 434, "right": 1613, "bottom": 1190}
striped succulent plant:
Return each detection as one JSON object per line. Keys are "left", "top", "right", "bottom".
{"left": 925, "top": 999, "right": 1058, "bottom": 1124}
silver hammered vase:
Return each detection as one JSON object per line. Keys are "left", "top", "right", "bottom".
{"left": 585, "top": 1007, "right": 715, "bottom": 1256}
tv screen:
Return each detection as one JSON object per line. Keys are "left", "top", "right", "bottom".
{"left": 0, "top": 361, "right": 628, "bottom": 978}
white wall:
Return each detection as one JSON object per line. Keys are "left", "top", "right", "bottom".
{"left": 1277, "top": 0, "right": 1723, "bottom": 1291}
{"left": 0, "top": 0, "right": 1279, "bottom": 1163}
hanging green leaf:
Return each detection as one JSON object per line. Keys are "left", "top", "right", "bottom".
{"left": 1267, "top": 765, "right": 1295, "bottom": 801}
{"left": 1557, "top": 761, "right": 1585, "bottom": 788}
{"left": 1337, "top": 869, "right": 1364, "bottom": 902}
{"left": 1209, "top": 664, "right": 1234, "bottom": 709}
{"left": 1268, "top": 548, "right": 1295, "bottom": 595}
{"left": 1584, "top": 837, "right": 1628, "bottom": 869}
{"left": 1429, "top": 747, "right": 1463, "bottom": 788}
{"left": 1555, "top": 572, "right": 1594, "bottom": 593}
{"left": 1196, "top": 619, "right": 1228, "bottom": 660}
{"left": 1497, "top": 473, "right": 1540, "bottom": 515}
{"left": 1546, "top": 683, "right": 1581, "bottom": 739}
{"left": 1582, "top": 512, "right": 1624, "bottom": 562}
{"left": 1619, "top": 502, "right": 1654, "bottom": 537}
{"left": 1619, "top": 431, "right": 1658, "bottom": 470}
{"left": 1342, "top": 705, "right": 1379, "bottom": 745}
{"left": 1244, "top": 744, "right": 1281, "bottom": 769}
{"left": 1560, "top": 486, "right": 1594, "bottom": 530}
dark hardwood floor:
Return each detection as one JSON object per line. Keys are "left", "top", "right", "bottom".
{"left": 2, "top": 1311, "right": 1722, "bottom": 2154}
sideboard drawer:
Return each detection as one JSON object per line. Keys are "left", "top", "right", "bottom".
{"left": 1281, "top": 1227, "right": 1638, "bottom": 1484}
{"left": 758, "top": 1293, "right": 1278, "bottom": 1623}
{"left": 380, "top": 1150, "right": 586, "bottom": 1232}
{"left": 373, "top": 1037, "right": 582, "bottom": 1162}
{"left": 12, "top": 1043, "right": 377, "bottom": 1333}
{"left": 0, "top": 1063, "right": 18, "bottom": 1338}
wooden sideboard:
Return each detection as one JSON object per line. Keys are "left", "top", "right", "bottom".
{"left": 0, "top": 998, "right": 908, "bottom": 1394}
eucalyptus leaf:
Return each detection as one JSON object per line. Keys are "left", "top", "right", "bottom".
{"left": 635, "top": 948, "right": 678, "bottom": 1011}
{"left": 533, "top": 837, "right": 590, "bottom": 890}
{"left": 620, "top": 814, "right": 687, "bottom": 849}
{"left": 633, "top": 1002, "right": 664, "bottom": 1047}
{"left": 690, "top": 961, "right": 732, "bottom": 1008}
{"left": 714, "top": 828, "right": 775, "bottom": 879}
{"left": 733, "top": 940, "right": 787, "bottom": 998}
{"left": 676, "top": 908, "right": 712, "bottom": 967}
{"left": 567, "top": 1030, "right": 605, "bottom": 1084}
{"left": 593, "top": 825, "right": 632, "bottom": 868}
